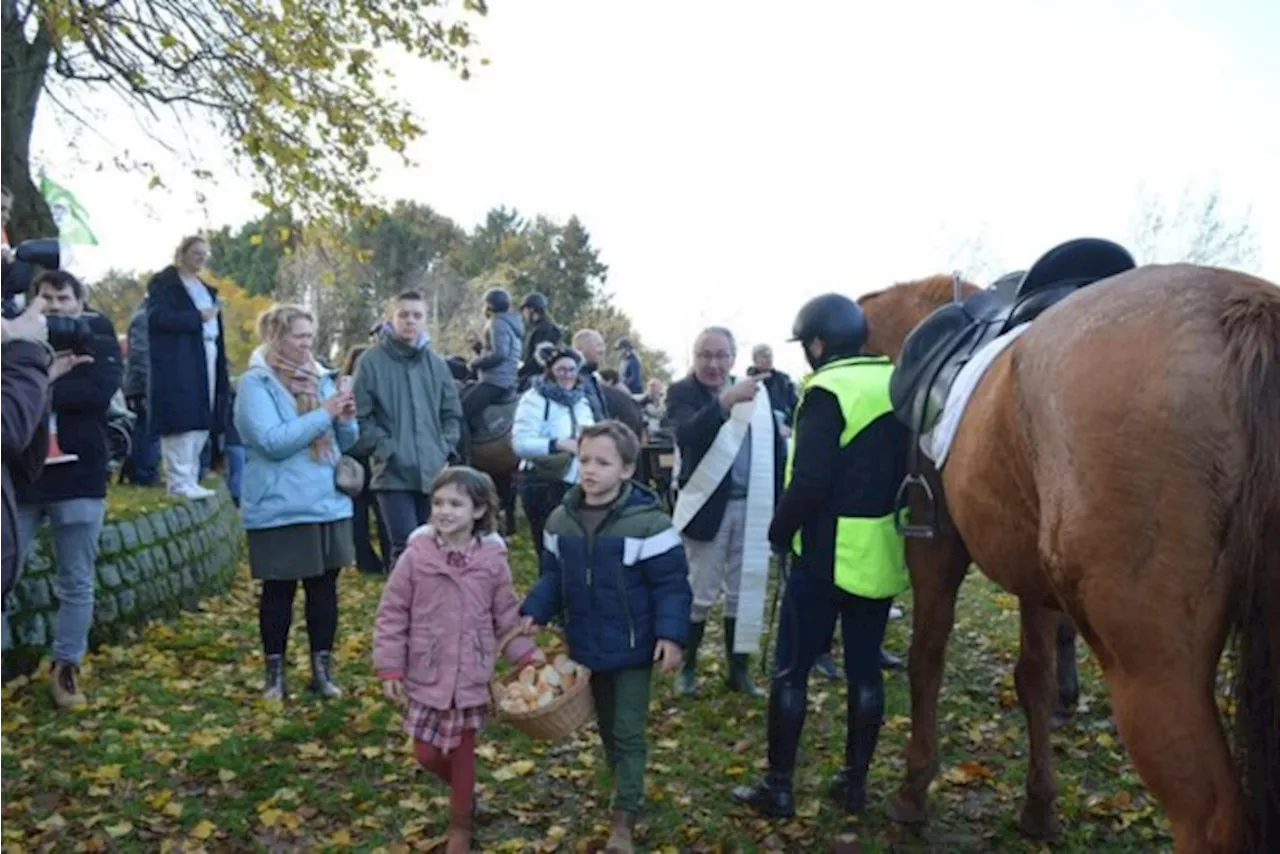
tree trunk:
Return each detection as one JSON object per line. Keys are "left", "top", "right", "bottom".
{"left": 2, "top": 1, "right": 56, "bottom": 242}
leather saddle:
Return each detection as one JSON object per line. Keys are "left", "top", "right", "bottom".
{"left": 889, "top": 237, "right": 1136, "bottom": 539}
{"left": 463, "top": 383, "right": 520, "bottom": 445}
{"left": 890, "top": 237, "right": 1137, "bottom": 438}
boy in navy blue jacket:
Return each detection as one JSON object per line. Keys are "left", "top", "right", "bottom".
{"left": 521, "top": 420, "right": 691, "bottom": 853}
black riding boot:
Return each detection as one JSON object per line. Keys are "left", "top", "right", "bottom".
{"left": 677, "top": 620, "right": 706, "bottom": 697}
{"left": 724, "top": 617, "right": 766, "bottom": 698}
{"left": 878, "top": 647, "right": 903, "bottom": 670}
{"left": 828, "top": 682, "right": 885, "bottom": 813}
{"left": 1053, "top": 618, "right": 1079, "bottom": 727}
{"left": 731, "top": 684, "right": 806, "bottom": 818}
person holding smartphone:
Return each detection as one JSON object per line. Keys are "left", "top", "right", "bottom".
{"left": 236, "top": 304, "right": 358, "bottom": 700}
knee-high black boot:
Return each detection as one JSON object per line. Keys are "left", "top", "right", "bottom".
{"left": 724, "top": 617, "right": 766, "bottom": 698}
{"left": 730, "top": 683, "right": 806, "bottom": 817}
{"left": 828, "top": 682, "right": 885, "bottom": 813}
{"left": 677, "top": 620, "right": 706, "bottom": 697}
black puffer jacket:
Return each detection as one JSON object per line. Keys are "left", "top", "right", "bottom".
{"left": 518, "top": 316, "right": 562, "bottom": 385}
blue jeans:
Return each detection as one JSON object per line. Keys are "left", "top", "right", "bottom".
{"left": 772, "top": 562, "right": 892, "bottom": 691}
{"left": 226, "top": 443, "right": 246, "bottom": 504}
{"left": 13, "top": 498, "right": 106, "bottom": 665}
{"left": 375, "top": 491, "right": 432, "bottom": 569}
{"left": 126, "top": 401, "right": 161, "bottom": 486}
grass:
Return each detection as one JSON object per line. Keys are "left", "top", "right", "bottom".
{"left": 100, "top": 480, "right": 232, "bottom": 518}
{"left": 0, "top": 527, "right": 1172, "bottom": 852}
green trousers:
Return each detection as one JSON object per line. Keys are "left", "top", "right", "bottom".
{"left": 590, "top": 665, "right": 653, "bottom": 812}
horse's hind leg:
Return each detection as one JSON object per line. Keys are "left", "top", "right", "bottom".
{"left": 1105, "top": 661, "right": 1242, "bottom": 853}
{"left": 1014, "top": 601, "right": 1062, "bottom": 839}
{"left": 887, "top": 538, "right": 970, "bottom": 825}
{"left": 1053, "top": 614, "right": 1079, "bottom": 728}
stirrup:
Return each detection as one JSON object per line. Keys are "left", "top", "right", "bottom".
{"left": 894, "top": 473, "right": 938, "bottom": 539}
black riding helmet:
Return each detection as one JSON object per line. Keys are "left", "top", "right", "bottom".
{"left": 790, "top": 293, "right": 868, "bottom": 366}
{"left": 520, "top": 292, "right": 548, "bottom": 312}
{"left": 484, "top": 287, "right": 512, "bottom": 314}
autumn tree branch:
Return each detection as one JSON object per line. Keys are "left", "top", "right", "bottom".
{"left": 9, "top": 0, "right": 486, "bottom": 222}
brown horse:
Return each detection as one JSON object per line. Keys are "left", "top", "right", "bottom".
{"left": 471, "top": 435, "right": 520, "bottom": 535}
{"left": 858, "top": 265, "right": 1280, "bottom": 853}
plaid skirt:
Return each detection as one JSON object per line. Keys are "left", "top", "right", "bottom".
{"left": 405, "top": 701, "right": 487, "bottom": 751}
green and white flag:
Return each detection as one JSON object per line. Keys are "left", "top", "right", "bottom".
{"left": 39, "top": 173, "right": 98, "bottom": 246}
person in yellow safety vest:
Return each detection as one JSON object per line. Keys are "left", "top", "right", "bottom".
{"left": 731, "top": 292, "right": 910, "bottom": 819}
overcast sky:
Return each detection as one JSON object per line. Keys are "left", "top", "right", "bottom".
{"left": 35, "top": 0, "right": 1280, "bottom": 378}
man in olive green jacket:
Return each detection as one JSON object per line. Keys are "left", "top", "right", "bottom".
{"left": 353, "top": 291, "right": 463, "bottom": 566}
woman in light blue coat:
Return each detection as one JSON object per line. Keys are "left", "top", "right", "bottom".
{"left": 235, "top": 304, "right": 358, "bottom": 701}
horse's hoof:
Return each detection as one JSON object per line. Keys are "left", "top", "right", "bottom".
{"left": 1017, "top": 803, "right": 1062, "bottom": 841}
{"left": 886, "top": 792, "right": 929, "bottom": 825}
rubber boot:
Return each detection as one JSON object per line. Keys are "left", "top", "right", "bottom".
{"left": 604, "top": 809, "right": 637, "bottom": 853}
{"left": 308, "top": 651, "right": 342, "bottom": 699}
{"left": 730, "top": 684, "right": 806, "bottom": 817}
{"left": 724, "top": 617, "right": 766, "bottom": 698}
{"left": 828, "top": 682, "right": 885, "bottom": 813}
{"left": 263, "top": 654, "right": 286, "bottom": 700}
{"left": 1053, "top": 618, "right": 1079, "bottom": 728}
{"left": 676, "top": 620, "right": 705, "bottom": 697}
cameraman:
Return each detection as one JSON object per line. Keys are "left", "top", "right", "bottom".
{"left": 3, "top": 299, "right": 53, "bottom": 598}
{"left": 12, "top": 270, "right": 122, "bottom": 708}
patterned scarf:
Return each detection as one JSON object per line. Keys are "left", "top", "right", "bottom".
{"left": 266, "top": 348, "right": 334, "bottom": 461}
{"left": 537, "top": 377, "right": 585, "bottom": 410}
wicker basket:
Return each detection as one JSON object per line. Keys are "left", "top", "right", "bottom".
{"left": 490, "top": 626, "right": 594, "bottom": 740}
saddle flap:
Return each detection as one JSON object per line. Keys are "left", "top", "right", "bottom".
{"left": 890, "top": 302, "right": 979, "bottom": 431}
{"left": 473, "top": 397, "right": 520, "bottom": 445}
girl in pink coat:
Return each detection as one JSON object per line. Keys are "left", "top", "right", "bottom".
{"left": 373, "top": 466, "right": 541, "bottom": 853}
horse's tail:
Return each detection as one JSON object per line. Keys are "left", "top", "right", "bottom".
{"left": 1219, "top": 278, "right": 1280, "bottom": 852}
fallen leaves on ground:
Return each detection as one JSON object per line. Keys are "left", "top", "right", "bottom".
{"left": 0, "top": 527, "right": 1171, "bottom": 852}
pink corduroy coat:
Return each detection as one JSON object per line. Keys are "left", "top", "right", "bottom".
{"left": 373, "top": 527, "right": 536, "bottom": 710}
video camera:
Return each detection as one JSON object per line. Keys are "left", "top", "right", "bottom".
{"left": 1, "top": 238, "right": 94, "bottom": 352}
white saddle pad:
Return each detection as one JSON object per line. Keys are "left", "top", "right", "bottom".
{"left": 922, "top": 323, "right": 1031, "bottom": 467}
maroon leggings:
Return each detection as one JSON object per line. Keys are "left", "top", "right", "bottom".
{"left": 414, "top": 731, "right": 476, "bottom": 821}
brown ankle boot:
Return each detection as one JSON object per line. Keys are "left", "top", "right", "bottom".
{"left": 604, "top": 809, "right": 636, "bottom": 854}
{"left": 444, "top": 812, "right": 471, "bottom": 853}
{"left": 51, "top": 661, "right": 87, "bottom": 709}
